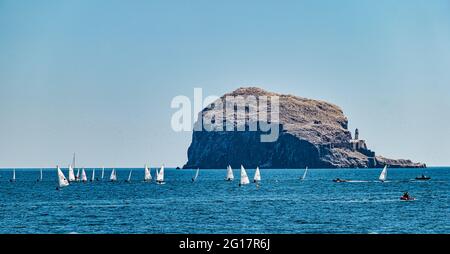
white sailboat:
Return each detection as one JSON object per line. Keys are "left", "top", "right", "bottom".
{"left": 225, "top": 165, "right": 234, "bottom": 181}
{"left": 126, "top": 170, "right": 133, "bottom": 183}
{"left": 192, "top": 168, "right": 200, "bottom": 182}
{"left": 379, "top": 165, "right": 388, "bottom": 182}
{"left": 239, "top": 165, "right": 250, "bottom": 186}
{"left": 57, "top": 166, "right": 69, "bottom": 188}
{"left": 253, "top": 167, "right": 261, "bottom": 183}
{"left": 10, "top": 169, "right": 16, "bottom": 182}
{"left": 38, "top": 168, "right": 43, "bottom": 182}
{"left": 144, "top": 165, "right": 152, "bottom": 182}
{"left": 301, "top": 167, "right": 308, "bottom": 180}
{"left": 101, "top": 167, "right": 105, "bottom": 180}
{"left": 81, "top": 168, "right": 87, "bottom": 182}
{"left": 110, "top": 168, "right": 117, "bottom": 182}
{"left": 91, "top": 168, "right": 96, "bottom": 182}
{"left": 68, "top": 165, "right": 76, "bottom": 182}
{"left": 156, "top": 165, "right": 165, "bottom": 184}
{"left": 76, "top": 168, "right": 80, "bottom": 182}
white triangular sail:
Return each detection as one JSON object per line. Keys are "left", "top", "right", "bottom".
{"left": 68, "top": 165, "right": 75, "bottom": 182}
{"left": 110, "top": 169, "right": 117, "bottom": 181}
{"left": 57, "top": 166, "right": 69, "bottom": 188}
{"left": 301, "top": 167, "right": 308, "bottom": 180}
{"left": 226, "top": 165, "right": 234, "bottom": 181}
{"left": 127, "top": 170, "right": 133, "bottom": 182}
{"left": 91, "top": 168, "right": 95, "bottom": 181}
{"left": 144, "top": 165, "right": 152, "bottom": 181}
{"left": 81, "top": 168, "right": 87, "bottom": 182}
{"left": 240, "top": 165, "right": 250, "bottom": 185}
{"left": 12, "top": 169, "right": 16, "bottom": 181}
{"left": 40, "top": 168, "right": 43, "bottom": 181}
{"left": 101, "top": 167, "right": 105, "bottom": 180}
{"left": 193, "top": 168, "right": 200, "bottom": 182}
{"left": 76, "top": 168, "right": 80, "bottom": 181}
{"left": 379, "top": 165, "right": 388, "bottom": 182}
{"left": 254, "top": 167, "right": 261, "bottom": 182}
{"left": 156, "top": 165, "right": 164, "bottom": 182}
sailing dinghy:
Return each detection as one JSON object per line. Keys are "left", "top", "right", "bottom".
{"left": 144, "top": 165, "right": 152, "bottom": 182}
{"left": 110, "top": 168, "right": 117, "bottom": 182}
{"left": 379, "top": 165, "right": 388, "bottom": 182}
{"left": 10, "top": 169, "right": 16, "bottom": 182}
{"left": 301, "top": 167, "right": 308, "bottom": 181}
{"left": 156, "top": 165, "right": 165, "bottom": 184}
{"left": 126, "top": 170, "right": 133, "bottom": 183}
{"left": 239, "top": 165, "right": 250, "bottom": 186}
{"left": 192, "top": 168, "right": 200, "bottom": 182}
{"left": 57, "top": 166, "right": 69, "bottom": 189}
{"left": 225, "top": 165, "right": 234, "bottom": 181}
{"left": 91, "top": 168, "right": 96, "bottom": 182}
{"left": 253, "top": 167, "right": 261, "bottom": 183}
{"left": 81, "top": 168, "right": 87, "bottom": 182}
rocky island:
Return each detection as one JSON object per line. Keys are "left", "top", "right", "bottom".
{"left": 183, "top": 87, "right": 426, "bottom": 169}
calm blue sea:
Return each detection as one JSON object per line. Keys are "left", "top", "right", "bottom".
{"left": 0, "top": 167, "right": 448, "bottom": 234}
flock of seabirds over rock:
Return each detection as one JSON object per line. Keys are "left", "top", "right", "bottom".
{"left": 1, "top": 88, "right": 433, "bottom": 203}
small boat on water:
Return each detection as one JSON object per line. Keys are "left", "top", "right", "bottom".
{"left": 156, "top": 165, "right": 165, "bottom": 184}
{"left": 101, "top": 167, "right": 105, "bottom": 180}
{"left": 81, "top": 168, "right": 88, "bottom": 182}
{"left": 333, "top": 178, "right": 348, "bottom": 183}
{"left": 68, "top": 164, "right": 76, "bottom": 182}
{"left": 239, "top": 165, "right": 250, "bottom": 186}
{"left": 125, "top": 170, "right": 133, "bottom": 183}
{"left": 76, "top": 168, "right": 80, "bottom": 182}
{"left": 225, "top": 165, "right": 234, "bottom": 181}
{"left": 379, "top": 165, "right": 388, "bottom": 182}
{"left": 192, "top": 168, "right": 200, "bottom": 182}
{"left": 415, "top": 174, "right": 431, "bottom": 181}
{"left": 90, "top": 168, "right": 96, "bottom": 182}
{"left": 37, "top": 168, "right": 43, "bottom": 182}
{"left": 300, "top": 167, "right": 308, "bottom": 180}
{"left": 10, "top": 169, "right": 16, "bottom": 182}
{"left": 110, "top": 168, "right": 117, "bottom": 182}
{"left": 253, "top": 167, "right": 261, "bottom": 183}
{"left": 144, "top": 165, "right": 152, "bottom": 182}
{"left": 57, "top": 166, "right": 69, "bottom": 189}
{"left": 400, "top": 192, "right": 415, "bottom": 201}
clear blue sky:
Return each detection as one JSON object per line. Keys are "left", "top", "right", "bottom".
{"left": 0, "top": 0, "right": 449, "bottom": 167}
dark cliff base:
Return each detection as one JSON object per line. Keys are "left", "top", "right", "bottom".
{"left": 183, "top": 87, "right": 426, "bottom": 169}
